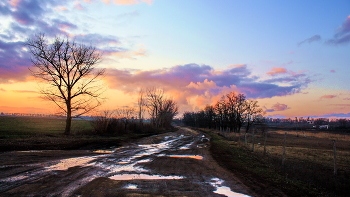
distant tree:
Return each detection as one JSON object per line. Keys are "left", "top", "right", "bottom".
{"left": 243, "top": 99, "right": 263, "bottom": 145}
{"left": 145, "top": 88, "right": 178, "bottom": 128}
{"left": 27, "top": 34, "right": 104, "bottom": 135}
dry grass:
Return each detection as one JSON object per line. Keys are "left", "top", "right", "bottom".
{"left": 215, "top": 128, "right": 350, "bottom": 196}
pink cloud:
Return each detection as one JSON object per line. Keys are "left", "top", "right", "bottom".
{"left": 330, "top": 70, "right": 336, "bottom": 73}
{"left": 266, "top": 67, "right": 287, "bottom": 76}
{"left": 74, "top": 2, "right": 84, "bottom": 9}
{"left": 320, "top": 95, "right": 337, "bottom": 99}
{"left": 8, "top": 0, "right": 21, "bottom": 7}
{"left": 55, "top": 7, "right": 68, "bottom": 11}
{"left": 266, "top": 103, "right": 289, "bottom": 112}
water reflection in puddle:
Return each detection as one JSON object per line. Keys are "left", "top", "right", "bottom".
{"left": 110, "top": 174, "right": 183, "bottom": 180}
{"left": 209, "top": 178, "right": 250, "bottom": 197}
{"left": 93, "top": 150, "right": 114, "bottom": 154}
{"left": 124, "top": 183, "right": 138, "bottom": 189}
{"left": 45, "top": 156, "right": 98, "bottom": 171}
{"left": 168, "top": 155, "right": 203, "bottom": 160}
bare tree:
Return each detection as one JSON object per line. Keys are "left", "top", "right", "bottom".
{"left": 243, "top": 99, "right": 263, "bottom": 145}
{"left": 137, "top": 88, "right": 146, "bottom": 123}
{"left": 27, "top": 34, "right": 104, "bottom": 135}
{"left": 145, "top": 88, "right": 178, "bottom": 128}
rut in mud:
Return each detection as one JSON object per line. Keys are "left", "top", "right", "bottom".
{"left": 0, "top": 127, "right": 254, "bottom": 197}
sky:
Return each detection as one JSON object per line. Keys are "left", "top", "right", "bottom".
{"left": 0, "top": 0, "right": 350, "bottom": 119}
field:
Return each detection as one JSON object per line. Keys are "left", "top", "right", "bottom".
{"left": 0, "top": 116, "right": 93, "bottom": 138}
{"left": 0, "top": 116, "right": 166, "bottom": 152}
{"left": 201, "top": 127, "right": 350, "bottom": 197}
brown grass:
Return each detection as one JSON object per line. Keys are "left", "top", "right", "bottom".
{"left": 211, "top": 128, "right": 350, "bottom": 196}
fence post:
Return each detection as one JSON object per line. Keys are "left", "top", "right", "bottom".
{"left": 263, "top": 130, "right": 268, "bottom": 156}
{"left": 333, "top": 140, "right": 337, "bottom": 176}
{"left": 282, "top": 132, "right": 287, "bottom": 166}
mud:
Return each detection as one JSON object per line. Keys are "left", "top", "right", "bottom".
{"left": 0, "top": 127, "right": 255, "bottom": 196}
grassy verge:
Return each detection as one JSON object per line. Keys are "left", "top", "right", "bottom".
{"left": 199, "top": 128, "right": 346, "bottom": 197}
{"left": 0, "top": 116, "right": 171, "bottom": 152}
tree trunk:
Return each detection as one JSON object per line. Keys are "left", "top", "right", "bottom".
{"left": 64, "top": 101, "right": 72, "bottom": 135}
{"left": 64, "top": 112, "right": 72, "bottom": 135}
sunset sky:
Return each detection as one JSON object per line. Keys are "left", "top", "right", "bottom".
{"left": 1, "top": 0, "right": 350, "bottom": 119}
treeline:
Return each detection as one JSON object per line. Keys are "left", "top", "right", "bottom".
{"left": 182, "top": 91, "right": 264, "bottom": 135}
{"left": 91, "top": 88, "right": 178, "bottom": 135}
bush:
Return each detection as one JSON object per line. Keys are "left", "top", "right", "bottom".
{"left": 90, "top": 117, "right": 159, "bottom": 136}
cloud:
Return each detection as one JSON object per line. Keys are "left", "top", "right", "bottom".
{"left": 266, "top": 67, "right": 287, "bottom": 76}
{"left": 101, "top": 0, "right": 154, "bottom": 5}
{"left": 0, "top": 0, "right": 141, "bottom": 83}
{"left": 104, "top": 63, "right": 311, "bottom": 111}
{"left": 327, "top": 16, "right": 350, "bottom": 45}
{"left": 298, "top": 35, "right": 321, "bottom": 46}
{"left": 74, "top": 2, "right": 84, "bottom": 10}
{"left": 267, "top": 103, "right": 289, "bottom": 112}
{"left": 0, "top": 40, "right": 32, "bottom": 83}
{"left": 320, "top": 95, "right": 337, "bottom": 99}
{"left": 330, "top": 70, "right": 336, "bottom": 73}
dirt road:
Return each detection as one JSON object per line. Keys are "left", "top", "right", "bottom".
{"left": 0, "top": 127, "right": 255, "bottom": 197}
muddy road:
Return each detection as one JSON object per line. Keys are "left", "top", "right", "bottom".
{"left": 0, "top": 127, "right": 255, "bottom": 197}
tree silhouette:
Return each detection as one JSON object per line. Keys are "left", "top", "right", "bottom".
{"left": 27, "top": 34, "right": 104, "bottom": 135}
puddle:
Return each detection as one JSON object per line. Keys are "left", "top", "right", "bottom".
{"left": 110, "top": 174, "right": 184, "bottom": 180}
{"left": 124, "top": 184, "right": 138, "bottom": 189}
{"left": 167, "top": 155, "right": 203, "bottom": 160}
{"left": 178, "top": 142, "right": 194, "bottom": 150}
{"left": 209, "top": 178, "right": 250, "bottom": 197}
{"left": 45, "top": 156, "right": 98, "bottom": 171}
{"left": 93, "top": 150, "right": 114, "bottom": 154}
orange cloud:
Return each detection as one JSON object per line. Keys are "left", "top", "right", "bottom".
{"left": 228, "top": 64, "right": 246, "bottom": 68}
{"left": 186, "top": 79, "right": 217, "bottom": 90}
{"left": 320, "top": 95, "right": 337, "bottom": 99}
{"left": 266, "top": 67, "right": 287, "bottom": 75}
{"left": 105, "top": 48, "right": 146, "bottom": 58}
{"left": 55, "top": 7, "right": 68, "bottom": 11}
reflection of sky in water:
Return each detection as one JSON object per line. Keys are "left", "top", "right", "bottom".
{"left": 209, "top": 178, "right": 251, "bottom": 197}
{"left": 45, "top": 156, "right": 99, "bottom": 171}
{"left": 124, "top": 183, "right": 138, "bottom": 189}
{"left": 110, "top": 174, "right": 183, "bottom": 180}
{"left": 168, "top": 155, "right": 203, "bottom": 160}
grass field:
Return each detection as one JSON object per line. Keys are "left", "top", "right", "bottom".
{"left": 0, "top": 116, "right": 93, "bottom": 138}
{"left": 0, "top": 116, "right": 171, "bottom": 152}
{"left": 201, "top": 128, "right": 350, "bottom": 197}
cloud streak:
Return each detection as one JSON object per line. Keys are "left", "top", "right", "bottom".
{"left": 320, "top": 95, "right": 337, "bottom": 99}
{"left": 327, "top": 16, "right": 350, "bottom": 45}
{"left": 298, "top": 35, "right": 321, "bottom": 46}
{"left": 266, "top": 103, "right": 289, "bottom": 112}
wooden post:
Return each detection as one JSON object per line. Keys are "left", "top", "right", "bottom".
{"left": 251, "top": 128, "right": 255, "bottom": 151}
{"left": 282, "top": 132, "right": 287, "bottom": 166}
{"left": 263, "top": 130, "right": 268, "bottom": 156}
{"left": 333, "top": 140, "right": 337, "bottom": 176}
